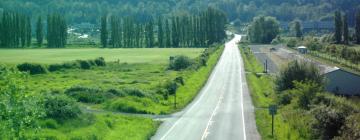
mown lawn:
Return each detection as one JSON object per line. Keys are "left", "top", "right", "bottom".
{"left": 239, "top": 45, "right": 306, "bottom": 140}
{"left": 0, "top": 48, "right": 203, "bottom": 64}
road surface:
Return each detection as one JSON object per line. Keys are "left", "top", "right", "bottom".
{"left": 250, "top": 45, "right": 279, "bottom": 73}
{"left": 152, "top": 35, "right": 260, "bottom": 140}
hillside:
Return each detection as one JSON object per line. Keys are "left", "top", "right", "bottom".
{"left": 1, "top": 0, "right": 359, "bottom": 24}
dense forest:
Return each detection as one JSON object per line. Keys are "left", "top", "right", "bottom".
{"left": 1, "top": 0, "right": 360, "bottom": 24}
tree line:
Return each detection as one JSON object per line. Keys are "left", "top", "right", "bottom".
{"left": 247, "top": 16, "right": 280, "bottom": 44}
{"left": 334, "top": 10, "right": 360, "bottom": 45}
{"left": 0, "top": 11, "right": 68, "bottom": 48}
{"left": 100, "top": 8, "right": 227, "bottom": 48}
{"left": 0, "top": 11, "right": 32, "bottom": 48}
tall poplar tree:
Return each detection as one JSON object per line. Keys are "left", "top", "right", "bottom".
{"left": 100, "top": 15, "right": 108, "bottom": 48}
{"left": 36, "top": 16, "right": 43, "bottom": 46}
{"left": 355, "top": 10, "right": 360, "bottom": 44}
{"left": 334, "top": 11, "right": 343, "bottom": 44}
{"left": 293, "top": 20, "right": 302, "bottom": 38}
{"left": 343, "top": 14, "right": 349, "bottom": 44}
{"left": 165, "top": 19, "right": 171, "bottom": 47}
{"left": 158, "top": 17, "right": 164, "bottom": 48}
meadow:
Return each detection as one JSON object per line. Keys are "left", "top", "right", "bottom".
{"left": 0, "top": 46, "right": 223, "bottom": 139}
{"left": 0, "top": 48, "right": 203, "bottom": 64}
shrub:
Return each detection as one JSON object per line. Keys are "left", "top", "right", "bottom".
{"left": 44, "top": 94, "right": 81, "bottom": 121}
{"left": 62, "top": 62, "right": 80, "bottom": 69}
{"left": 286, "top": 38, "right": 298, "bottom": 48}
{"left": 106, "top": 88, "right": 126, "bottom": 97}
{"left": 76, "top": 60, "right": 91, "bottom": 70}
{"left": 122, "top": 88, "right": 148, "bottom": 97}
{"left": 311, "top": 105, "right": 346, "bottom": 139}
{"left": 94, "top": 57, "right": 106, "bottom": 66}
{"left": 17, "top": 63, "right": 47, "bottom": 75}
{"left": 65, "top": 86, "right": 107, "bottom": 104}
{"left": 168, "top": 55, "right": 193, "bottom": 71}
{"left": 48, "top": 64, "right": 64, "bottom": 72}
{"left": 165, "top": 80, "right": 178, "bottom": 95}
{"left": 335, "top": 113, "right": 360, "bottom": 140}
{"left": 276, "top": 61, "right": 324, "bottom": 91}
{"left": 276, "top": 91, "right": 292, "bottom": 105}
{"left": 42, "top": 119, "right": 59, "bottom": 129}
{"left": 290, "top": 81, "right": 322, "bottom": 109}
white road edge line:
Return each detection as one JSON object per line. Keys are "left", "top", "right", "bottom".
{"left": 237, "top": 35, "right": 247, "bottom": 140}
{"left": 159, "top": 46, "right": 226, "bottom": 140}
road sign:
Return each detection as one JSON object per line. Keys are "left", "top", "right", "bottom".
{"left": 269, "top": 105, "right": 277, "bottom": 115}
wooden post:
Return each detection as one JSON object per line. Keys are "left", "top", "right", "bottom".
{"left": 174, "top": 92, "right": 177, "bottom": 109}
{"left": 272, "top": 113, "right": 274, "bottom": 137}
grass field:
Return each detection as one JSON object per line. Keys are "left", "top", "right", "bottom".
{"left": 239, "top": 45, "right": 307, "bottom": 140}
{"left": 0, "top": 46, "right": 223, "bottom": 139}
{"left": 28, "top": 113, "right": 159, "bottom": 140}
{"left": 0, "top": 48, "right": 204, "bottom": 64}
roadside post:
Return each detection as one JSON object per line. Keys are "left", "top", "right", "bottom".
{"left": 269, "top": 105, "right": 277, "bottom": 137}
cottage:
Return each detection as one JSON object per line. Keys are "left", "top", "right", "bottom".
{"left": 323, "top": 67, "right": 360, "bottom": 96}
{"left": 297, "top": 46, "right": 308, "bottom": 54}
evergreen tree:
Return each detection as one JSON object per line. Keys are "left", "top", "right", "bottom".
{"left": 343, "top": 14, "right": 349, "bottom": 44}
{"left": 165, "top": 19, "right": 171, "bottom": 47}
{"left": 145, "top": 19, "right": 155, "bottom": 48}
{"left": 26, "top": 17, "right": 32, "bottom": 47}
{"left": 36, "top": 16, "right": 43, "bottom": 47}
{"left": 100, "top": 15, "right": 108, "bottom": 48}
{"left": 158, "top": 17, "right": 164, "bottom": 48}
{"left": 355, "top": 11, "right": 360, "bottom": 44}
{"left": 293, "top": 20, "right": 302, "bottom": 38}
{"left": 334, "top": 11, "right": 343, "bottom": 44}
{"left": 47, "top": 14, "right": 67, "bottom": 48}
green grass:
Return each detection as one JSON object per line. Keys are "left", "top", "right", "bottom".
{"left": 28, "top": 113, "right": 159, "bottom": 140}
{"left": 1, "top": 46, "right": 224, "bottom": 139}
{"left": 239, "top": 45, "right": 306, "bottom": 140}
{"left": 0, "top": 48, "right": 203, "bottom": 64}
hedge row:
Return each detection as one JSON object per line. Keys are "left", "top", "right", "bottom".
{"left": 17, "top": 57, "right": 106, "bottom": 74}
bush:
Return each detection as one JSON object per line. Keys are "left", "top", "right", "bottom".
{"left": 168, "top": 55, "right": 193, "bottom": 71}
{"left": 276, "top": 61, "right": 324, "bottom": 91}
{"left": 48, "top": 64, "right": 64, "bottom": 72}
{"left": 276, "top": 91, "right": 292, "bottom": 105}
{"left": 290, "top": 81, "right": 322, "bottom": 109}
{"left": 76, "top": 60, "right": 91, "bottom": 70}
{"left": 286, "top": 38, "right": 298, "bottom": 48}
{"left": 42, "top": 119, "right": 59, "bottom": 129}
{"left": 65, "top": 86, "right": 108, "bottom": 104}
{"left": 335, "top": 113, "right": 360, "bottom": 140}
{"left": 94, "top": 57, "right": 106, "bottom": 66}
{"left": 165, "top": 80, "right": 178, "bottom": 95}
{"left": 122, "top": 88, "right": 148, "bottom": 97}
{"left": 17, "top": 63, "right": 47, "bottom": 75}
{"left": 106, "top": 88, "right": 126, "bottom": 97}
{"left": 44, "top": 94, "right": 81, "bottom": 121}
{"left": 311, "top": 105, "right": 346, "bottom": 139}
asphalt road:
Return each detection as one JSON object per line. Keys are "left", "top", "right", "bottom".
{"left": 250, "top": 45, "right": 279, "bottom": 73}
{"left": 152, "top": 35, "right": 260, "bottom": 140}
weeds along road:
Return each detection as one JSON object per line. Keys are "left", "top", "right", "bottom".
{"left": 152, "top": 35, "right": 260, "bottom": 140}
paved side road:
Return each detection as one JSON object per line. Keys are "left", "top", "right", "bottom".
{"left": 151, "top": 35, "right": 260, "bottom": 140}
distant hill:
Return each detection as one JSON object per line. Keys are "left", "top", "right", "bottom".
{"left": 0, "top": 0, "right": 359, "bottom": 24}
